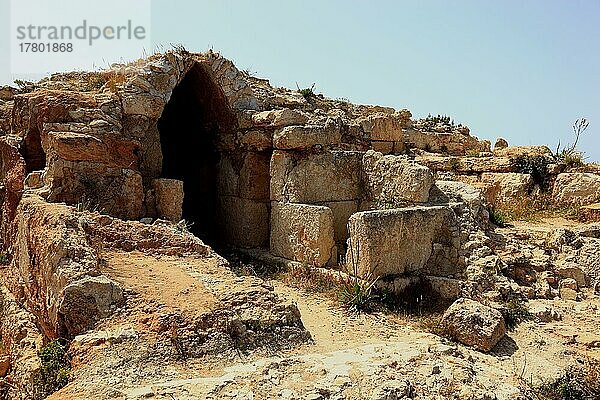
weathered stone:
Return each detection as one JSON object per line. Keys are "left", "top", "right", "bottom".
{"left": 405, "top": 129, "right": 490, "bottom": 156}
{"left": 238, "top": 129, "right": 272, "bottom": 151}
{"left": 558, "top": 278, "right": 578, "bottom": 290}
{"left": 239, "top": 152, "right": 270, "bottom": 201}
{"left": 494, "top": 137, "right": 508, "bottom": 150}
{"left": 270, "top": 150, "right": 362, "bottom": 203}
{"left": 152, "top": 178, "right": 184, "bottom": 222}
{"left": 217, "top": 154, "right": 239, "bottom": 197}
{"left": 270, "top": 202, "right": 335, "bottom": 267}
{"left": 273, "top": 121, "right": 341, "bottom": 150}
{"left": 59, "top": 275, "right": 125, "bottom": 336}
{"left": 480, "top": 173, "right": 533, "bottom": 205}
{"left": 359, "top": 112, "right": 407, "bottom": 142}
{"left": 371, "top": 141, "right": 394, "bottom": 154}
{"left": 555, "top": 265, "right": 587, "bottom": 288}
{"left": 46, "top": 131, "right": 109, "bottom": 163}
{"left": 369, "top": 379, "right": 412, "bottom": 400}
{"left": 528, "top": 303, "right": 562, "bottom": 322}
{"left": 429, "top": 180, "right": 485, "bottom": 213}
{"left": 416, "top": 155, "right": 514, "bottom": 173}
{"left": 252, "top": 108, "right": 309, "bottom": 127}
{"left": 217, "top": 196, "right": 269, "bottom": 248}
{"left": 426, "top": 276, "right": 461, "bottom": 300}
{"left": 0, "top": 354, "right": 9, "bottom": 377}
{"left": 25, "top": 171, "right": 43, "bottom": 189}
{"left": 363, "top": 150, "right": 433, "bottom": 205}
{"left": 346, "top": 206, "right": 460, "bottom": 278}
{"left": 559, "top": 287, "right": 578, "bottom": 301}
{"left": 121, "top": 92, "right": 166, "bottom": 119}
{"left": 493, "top": 145, "right": 552, "bottom": 158}
{"left": 579, "top": 203, "right": 600, "bottom": 222}
{"left": 441, "top": 298, "right": 506, "bottom": 352}
{"left": 553, "top": 173, "right": 600, "bottom": 206}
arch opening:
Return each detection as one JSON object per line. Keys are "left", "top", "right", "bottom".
{"left": 21, "top": 128, "right": 46, "bottom": 173}
{"left": 157, "top": 63, "right": 235, "bottom": 245}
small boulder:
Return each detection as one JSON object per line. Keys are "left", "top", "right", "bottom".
{"left": 441, "top": 298, "right": 506, "bottom": 352}
{"left": 494, "top": 137, "right": 509, "bottom": 150}
{"left": 559, "top": 287, "right": 578, "bottom": 301}
{"left": 529, "top": 303, "right": 562, "bottom": 322}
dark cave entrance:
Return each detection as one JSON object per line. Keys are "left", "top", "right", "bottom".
{"left": 157, "top": 63, "right": 235, "bottom": 245}
{"left": 21, "top": 128, "right": 46, "bottom": 173}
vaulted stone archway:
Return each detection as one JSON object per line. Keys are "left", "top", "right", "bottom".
{"left": 156, "top": 63, "right": 236, "bottom": 244}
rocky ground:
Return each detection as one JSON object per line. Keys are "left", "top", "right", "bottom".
{"left": 40, "top": 218, "right": 600, "bottom": 400}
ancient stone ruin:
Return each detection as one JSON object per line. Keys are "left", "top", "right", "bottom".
{"left": 0, "top": 49, "right": 599, "bottom": 399}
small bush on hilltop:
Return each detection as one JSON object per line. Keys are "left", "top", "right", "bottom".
{"left": 510, "top": 154, "right": 552, "bottom": 190}
{"left": 419, "top": 114, "right": 466, "bottom": 131}
{"left": 296, "top": 83, "right": 316, "bottom": 100}
{"left": 553, "top": 118, "right": 589, "bottom": 169}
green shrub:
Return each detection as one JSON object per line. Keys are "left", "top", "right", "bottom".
{"left": 419, "top": 114, "right": 465, "bottom": 131}
{"left": 553, "top": 118, "right": 590, "bottom": 169}
{"left": 341, "top": 232, "right": 379, "bottom": 312}
{"left": 510, "top": 154, "right": 552, "bottom": 190}
{"left": 296, "top": 83, "right": 316, "bottom": 99}
{"left": 527, "top": 359, "right": 600, "bottom": 400}
{"left": 489, "top": 207, "right": 509, "bottom": 227}
{"left": 0, "top": 253, "right": 8, "bottom": 265}
{"left": 339, "top": 273, "right": 379, "bottom": 312}
{"left": 500, "top": 299, "right": 532, "bottom": 331}
{"left": 14, "top": 79, "right": 36, "bottom": 92}
{"left": 447, "top": 157, "right": 462, "bottom": 171}
{"left": 563, "top": 151, "right": 585, "bottom": 169}
{"left": 33, "top": 340, "right": 70, "bottom": 399}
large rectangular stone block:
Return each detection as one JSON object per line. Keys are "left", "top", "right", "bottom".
{"left": 217, "top": 151, "right": 270, "bottom": 201}
{"left": 346, "top": 206, "right": 460, "bottom": 278}
{"left": 273, "top": 122, "right": 341, "bottom": 150}
{"left": 270, "top": 150, "right": 363, "bottom": 203}
{"left": 270, "top": 202, "right": 335, "bottom": 267}
{"left": 362, "top": 150, "right": 433, "bottom": 205}
{"left": 152, "top": 178, "right": 183, "bottom": 222}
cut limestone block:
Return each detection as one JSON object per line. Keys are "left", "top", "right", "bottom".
{"left": 239, "top": 152, "right": 271, "bottom": 201}
{"left": 553, "top": 173, "right": 600, "bottom": 206}
{"left": 217, "top": 152, "right": 270, "bottom": 201}
{"left": 579, "top": 203, "right": 600, "bottom": 222}
{"left": 346, "top": 205, "right": 459, "bottom": 278}
{"left": 270, "top": 150, "right": 362, "bottom": 203}
{"left": 273, "top": 121, "right": 341, "bottom": 150}
{"left": 270, "top": 202, "right": 335, "bottom": 267}
{"left": 152, "top": 178, "right": 184, "bottom": 222}
{"left": 359, "top": 111, "right": 409, "bottom": 143}
{"left": 404, "top": 129, "right": 490, "bottom": 156}
{"left": 362, "top": 150, "right": 433, "bottom": 205}
{"left": 479, "top": 172, "right": 533, "bottom": 206}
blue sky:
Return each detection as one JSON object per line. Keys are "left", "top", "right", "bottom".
{"left": 1, "top": 0, "right": 599, "bottom": 161}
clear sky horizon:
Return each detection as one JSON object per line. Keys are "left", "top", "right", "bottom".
{"left": 1, "top": 0, "right": 598, "bottom": 161}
